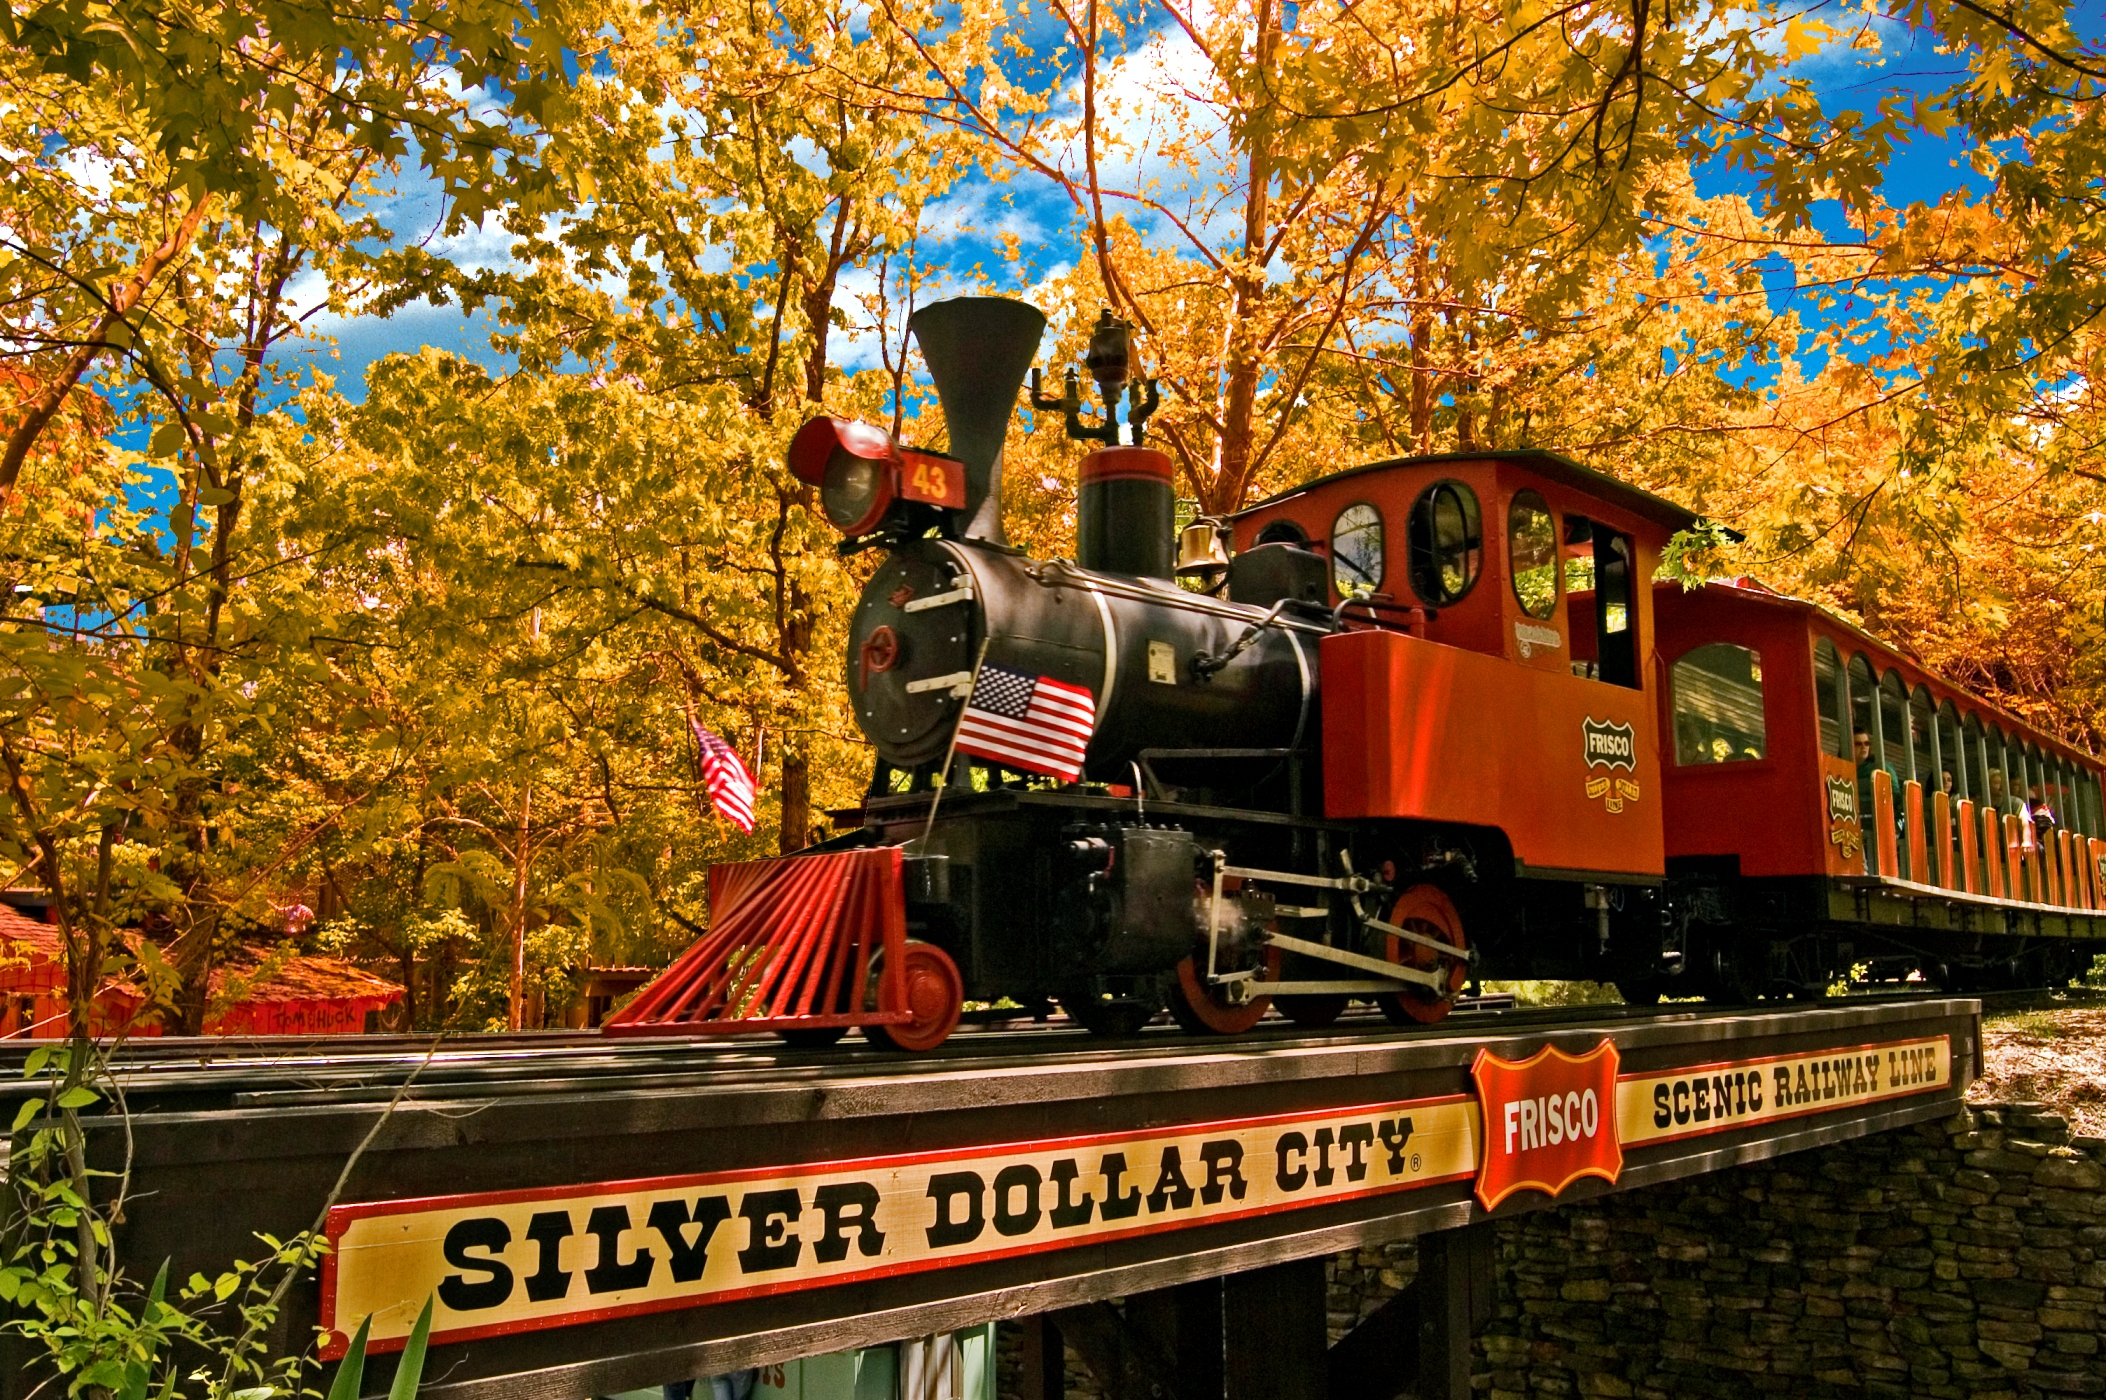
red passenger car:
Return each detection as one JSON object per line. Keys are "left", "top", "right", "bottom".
{"left": 1655, "top": 579, "right": 2106, "bottom": 993}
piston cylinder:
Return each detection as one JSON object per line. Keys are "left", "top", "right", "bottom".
{"left": 1077, "top": 447, "right": 1175, "bottom": 579}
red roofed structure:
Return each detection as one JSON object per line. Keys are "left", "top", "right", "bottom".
{"left": 0, "top": 904, "right": 403, "bottom": 1040}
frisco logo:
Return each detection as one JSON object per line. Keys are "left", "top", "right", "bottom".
{"left": 1582, "top": 718, "right": 1637, "bottom": 770}
{"left": 1469, "top": 1039, "right": 1624, "bottom": 1210}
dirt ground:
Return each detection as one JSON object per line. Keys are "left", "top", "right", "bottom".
{"left": 1970, "top": 1006, "right": 2106, "bottom": 1137}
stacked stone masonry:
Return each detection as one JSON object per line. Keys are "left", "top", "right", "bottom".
{"left": 1476, "top": 1102, "right": 2106, "bottom": 1400}
{"left": 996, "top": 1103, "right": 2106, "bottom": 1399}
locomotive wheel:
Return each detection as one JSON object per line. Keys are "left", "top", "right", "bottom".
{"left": 864, "top": 941, "right": 964, "bottom": 1052}
{"left": 1379, "top": 884, "right": 1468, "bottom": 1026}
{"left": 1171, "top": 948, "right": 1282, "bottom": 1035}
{"left": 1061, "top": 983, "right": 1162, "bottom": 1037}
{"left": 1276, "top": 993, "right": 1348, "bottom": 1029}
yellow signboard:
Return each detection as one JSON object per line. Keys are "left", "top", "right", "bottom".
{"left": 324, "top": 1095, "right": 1482, "bottom": 1357}
{"left": 1618, "top": 1035, "right": 1951, "bottom": 1147}
{"left": 322, "top": 1032, "right": 1953, "bottom": 1357}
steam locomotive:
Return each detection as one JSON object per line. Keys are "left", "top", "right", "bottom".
{"left": 605, "top": 296, "right": 2106, "bottom": 1052}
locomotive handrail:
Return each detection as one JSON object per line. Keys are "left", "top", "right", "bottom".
{"left": 1194, "top": 599, "right": 1298, "bottom": 677}
{"left": 1022, "top": 556, "right": 1334, "bottom": 634}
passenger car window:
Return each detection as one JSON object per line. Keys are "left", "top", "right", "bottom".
{"left": 1813, "top": 638, "right": 1844, "bottom": 757}
{"left": 1671, "top": 644, "right": 1766, "bottom": 765}
{"left": 1507, "top": 490, "right": 1558, "bottom": 620}
{"left": 1407, "top": 481, "right": 1481, "bottom": 604}
{"left": 1938, "top": 701, "right": 1964, "bottom": 801}
{"left": 1330, "top": 503, "right": 1384, "bottom": 597}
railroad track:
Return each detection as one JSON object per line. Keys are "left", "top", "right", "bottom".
{"left": 0, "top": 986, "right": 2018, "bottom": 1117}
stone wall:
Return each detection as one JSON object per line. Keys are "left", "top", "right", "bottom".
{"left": 1478, "top": 1102, "right": 2106, "bottom": 1399}
{"left": 997, "top": 1103, "right": 2106, "bottom": 1399}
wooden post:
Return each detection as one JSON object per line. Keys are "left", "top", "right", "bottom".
{"left": 1957, "top": 799, "right": 1979, "bottom": 894}
{"left": 1984, "top": 808, "right": 2006, "bottom": 898}
{"left": 1130, "top": 1278, "right": 1225, "bottom": 1400}
{"left": 2007, "top": 815, "right": 2029, "bottom": 903}
{"left": 1416, "top": 1223, "right": 1496, "bottom": 1400}
{"left": 1932, "top": 790, "right": 1953, "bottom": 889}
{"left": 1905, "top": 781, "right": 1927, "bottom": 885}
{"left": 1019, "top": 1316, "right": 1066, "bottom": 1400}
{"left": 2059, "top": 830, "right": 2078, "bottom": 908}
{"left": 1873, "top": 771, "right": 1900, "bottom": 880}
{"left": 1224, "top": 1258, "right": 1326, "bottom": 1400}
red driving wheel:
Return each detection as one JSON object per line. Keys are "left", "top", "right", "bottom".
{"left": 866, "top": 940, "right": 964, "bottom": 1052}
{"left": 1173, "top": 947, "right": 1281, "bottom": 1035}
{"left": 1380, "top": 884, "right": 1468, "bottom": 1026}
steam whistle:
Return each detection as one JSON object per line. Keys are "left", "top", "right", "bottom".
{"left": 1030, "top": 309, "right": 1161, "bottom": 447}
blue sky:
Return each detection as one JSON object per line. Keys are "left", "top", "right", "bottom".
{"left": 280, "top": 3, "right": 2029, "bottom": 408}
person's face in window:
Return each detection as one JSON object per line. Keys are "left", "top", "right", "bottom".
{"left": 1990, "top": 771, "right": 2007, "bottom": 798}
{"left": 1853, "top": 732, "right": 1872, "bottom": 763}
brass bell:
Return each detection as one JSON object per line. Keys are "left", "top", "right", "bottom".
{"left": 1175, "top": 519, "right": 1231, "bottom": 586}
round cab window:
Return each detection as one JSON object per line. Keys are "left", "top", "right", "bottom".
{"left": 1507, "top": 489, "right": 1557, "bottom": 619}
{"left": 1408, "top": 480, "right": 1482, "bottom": 605}
{"left": 1330, "top": 503, "right": 1384, "bottom": 596}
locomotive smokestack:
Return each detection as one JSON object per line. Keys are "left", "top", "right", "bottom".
{"left": 909, "top": 296, "right": 1047, "bottom": 543}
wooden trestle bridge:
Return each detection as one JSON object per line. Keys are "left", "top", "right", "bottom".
{"left": 0, "top": 997, "right": 1978, "bottom": 1400}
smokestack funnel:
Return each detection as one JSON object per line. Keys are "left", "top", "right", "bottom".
{"left": 910, "top": 296, "right": 1047, "bottom": 543}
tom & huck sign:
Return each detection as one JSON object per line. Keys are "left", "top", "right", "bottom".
{"left": 321, "top": 1034, "right": 1952, "bottom": 1356}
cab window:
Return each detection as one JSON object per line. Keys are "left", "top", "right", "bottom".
{"left": 1671, "top": 644, "right": 1766, "bottom": 765}
{"left": 1507, "top": 490, "right": 1558, "bottom": 620}
{"left": 1407, "top": 481, "right": 1481, "bottom": 605}
{"left": 1330, "top": 503, "right": 1384, "bottom": 597}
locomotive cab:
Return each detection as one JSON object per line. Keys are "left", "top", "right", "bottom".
{"left": 1232, "top": 453, "right": 1697, "bottom": 986}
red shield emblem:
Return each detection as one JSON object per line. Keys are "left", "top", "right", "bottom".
{"left": 1471, "top": 1039, "right": 1623, "bottom": 1210}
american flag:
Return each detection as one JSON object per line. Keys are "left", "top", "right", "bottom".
{"left": 690, "top": 718, "right": 757, "bottom": 832}
{"left": 955, "top": 664, "right": 1096, "bottom": 782}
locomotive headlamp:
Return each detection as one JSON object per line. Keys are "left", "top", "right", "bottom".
{"left": 1084, "top": 310, "right": 1132, "bottom": 397}
{"left": 787, "top": 415, "right": 966, "bottom": 537}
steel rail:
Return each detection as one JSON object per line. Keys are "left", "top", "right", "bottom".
{"left": 0, "top": 988, "right": 2018, "bottom": 1117}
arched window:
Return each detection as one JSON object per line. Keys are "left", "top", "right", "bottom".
{"left": 1963, "top": 714, "right": 1985, "bottom": 806}
{"left": 1256, "top": 519, "right": 1309, "bottom": 547}
{"left": 1330, "top": 503, "right": 1384, "bottom": 597}
{"left": 1879, "top": 671, "right": 1911, "bottom": 784}
{"left": 1406, "top": 481, "right": 1482, "bottom": 605}
{"left": 1813, "top": 638, "right": 1845, "bottom": 758}
{"left": 1507, "top": 490, "right": 1558, "bottom": 620}
{"left": 1985, "top": 726, "right": 2012, "bottom": 814}
{"left": 1938, "top": 701, "right": 1964, "bottom": 801}
{"left": 1671, "top": 644, "right": 1766, "bottom": 765}
{"left": 1909, "top": 686, "right": 1935, "bottom": 791}
{"left": 1847, "top": 654, "right": 1876, "bottom": 765}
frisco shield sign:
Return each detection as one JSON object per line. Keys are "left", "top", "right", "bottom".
{"left": 322, "top": 1034, "right": 1953, "bottom": 1356}
{"left": 1469, "top": 1041, "right": 1622, "bottom": 1210}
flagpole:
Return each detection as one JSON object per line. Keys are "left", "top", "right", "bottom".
{"left": 918, "top": 636, "right": 992, "bottom": 853}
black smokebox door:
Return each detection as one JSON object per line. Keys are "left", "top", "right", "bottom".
{"left": 850, "top": 546, "right": 974, "bottom": 767}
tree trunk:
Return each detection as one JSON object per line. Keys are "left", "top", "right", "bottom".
{"left": 778, "top": 752, "right": 811, "bottom": 854}
{"left": 1409, "top": 246, "right": 1434, "bottom": 451}
{"left": 507, "top": 782, "right": 533, "bottom": 1031}
{"left": 1206, "top": 0, "right": 1280, "bottom": 517}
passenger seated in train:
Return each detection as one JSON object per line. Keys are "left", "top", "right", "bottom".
{"left": 1854, "top": 729, "right": 1902, "bottom": 873}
